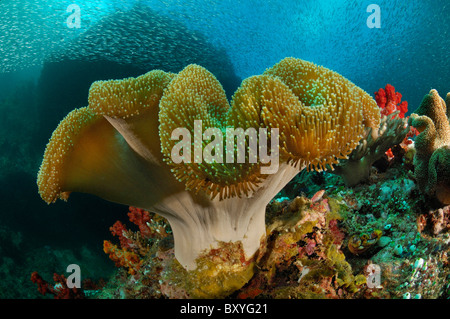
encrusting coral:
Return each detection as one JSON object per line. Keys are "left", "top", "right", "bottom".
{"left": 409, "top": 89, "right": 450, "bottom": 205}
{"left": 37, "top": 58, "right": 380, "bottom": 296}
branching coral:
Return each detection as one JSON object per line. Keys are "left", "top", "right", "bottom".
{"left": 31, "top": 272, "right": 85, "bottom": 299}
{"left": 331, "top": 84, "right": 411, "bottom": 186}
{"left": 237, "top": 195, "right": 367, "bottom": 298}
{"left": 417, "top": 205, "right": 450, "bottom": 236}
{"left": 409, "top": 89, "right": 450, "bottom": 205}
{"left": 103, "top": 240, "right": 143, "bottom": 275}
{"left": 37, "top": 58, "right": 379, "bottom": 296}
{"left": 375, "top": 84, "right": 408, "bottom": 118}
{"left": 103, "top": 206, "right": 171, "bottom": 275}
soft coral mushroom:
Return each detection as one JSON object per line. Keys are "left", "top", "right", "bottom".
{"left": 37, "top": 58, "right": 379, "bottom": 295}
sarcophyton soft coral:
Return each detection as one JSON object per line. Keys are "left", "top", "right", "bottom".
{"left": 37, "top": 58, "right": 379, "bottom": 296}
{"left": 409, "top": 89, "right": 450, "bottom": 205}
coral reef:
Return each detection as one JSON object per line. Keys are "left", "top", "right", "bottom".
{"left": 103, "top": 206, "right": 171, "bottom": 276}
{"left": 0, "top": 226, "right": 111, "bottom": 299}
{"left": 32, "top": 136, "right": 450, "bottom": 299}
{"left": 37, "top": 58, "right": 380, "bottom": 296}
{"left": 408, "top": 89, "right": 450, "bottom": 205}
{"left": 375, "top": 84, "right": 418, "bottom": 160}
{"left": 329, "top": 165, "right": 450, "bottom": 299}
{"left": 36, "top": 60, "right": 450, "bottom": 300}
{"left": 97, "top": 167, "right": 450, "bottom": 299}
{"left": 30, "top": 271, "right": 106, "bottom": 299}
{"left": 97, "top": 195, "right": 370, "bottom": 299}
{"left": 243, "top": 195, "right": 368, "bottom": 298}
{"left": 30, "top": 272, "right": 86, "bottom": 299}
{"left": 332, "top": 113, "right": 409, "bottom": 186}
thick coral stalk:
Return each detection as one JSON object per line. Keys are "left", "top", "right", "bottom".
{"left": 150, "top": 163, "right": 300, "bottom": 269}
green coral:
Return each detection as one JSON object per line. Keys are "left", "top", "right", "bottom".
{"left": 409, "top": 89, "right": 450, "bottom": 205}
